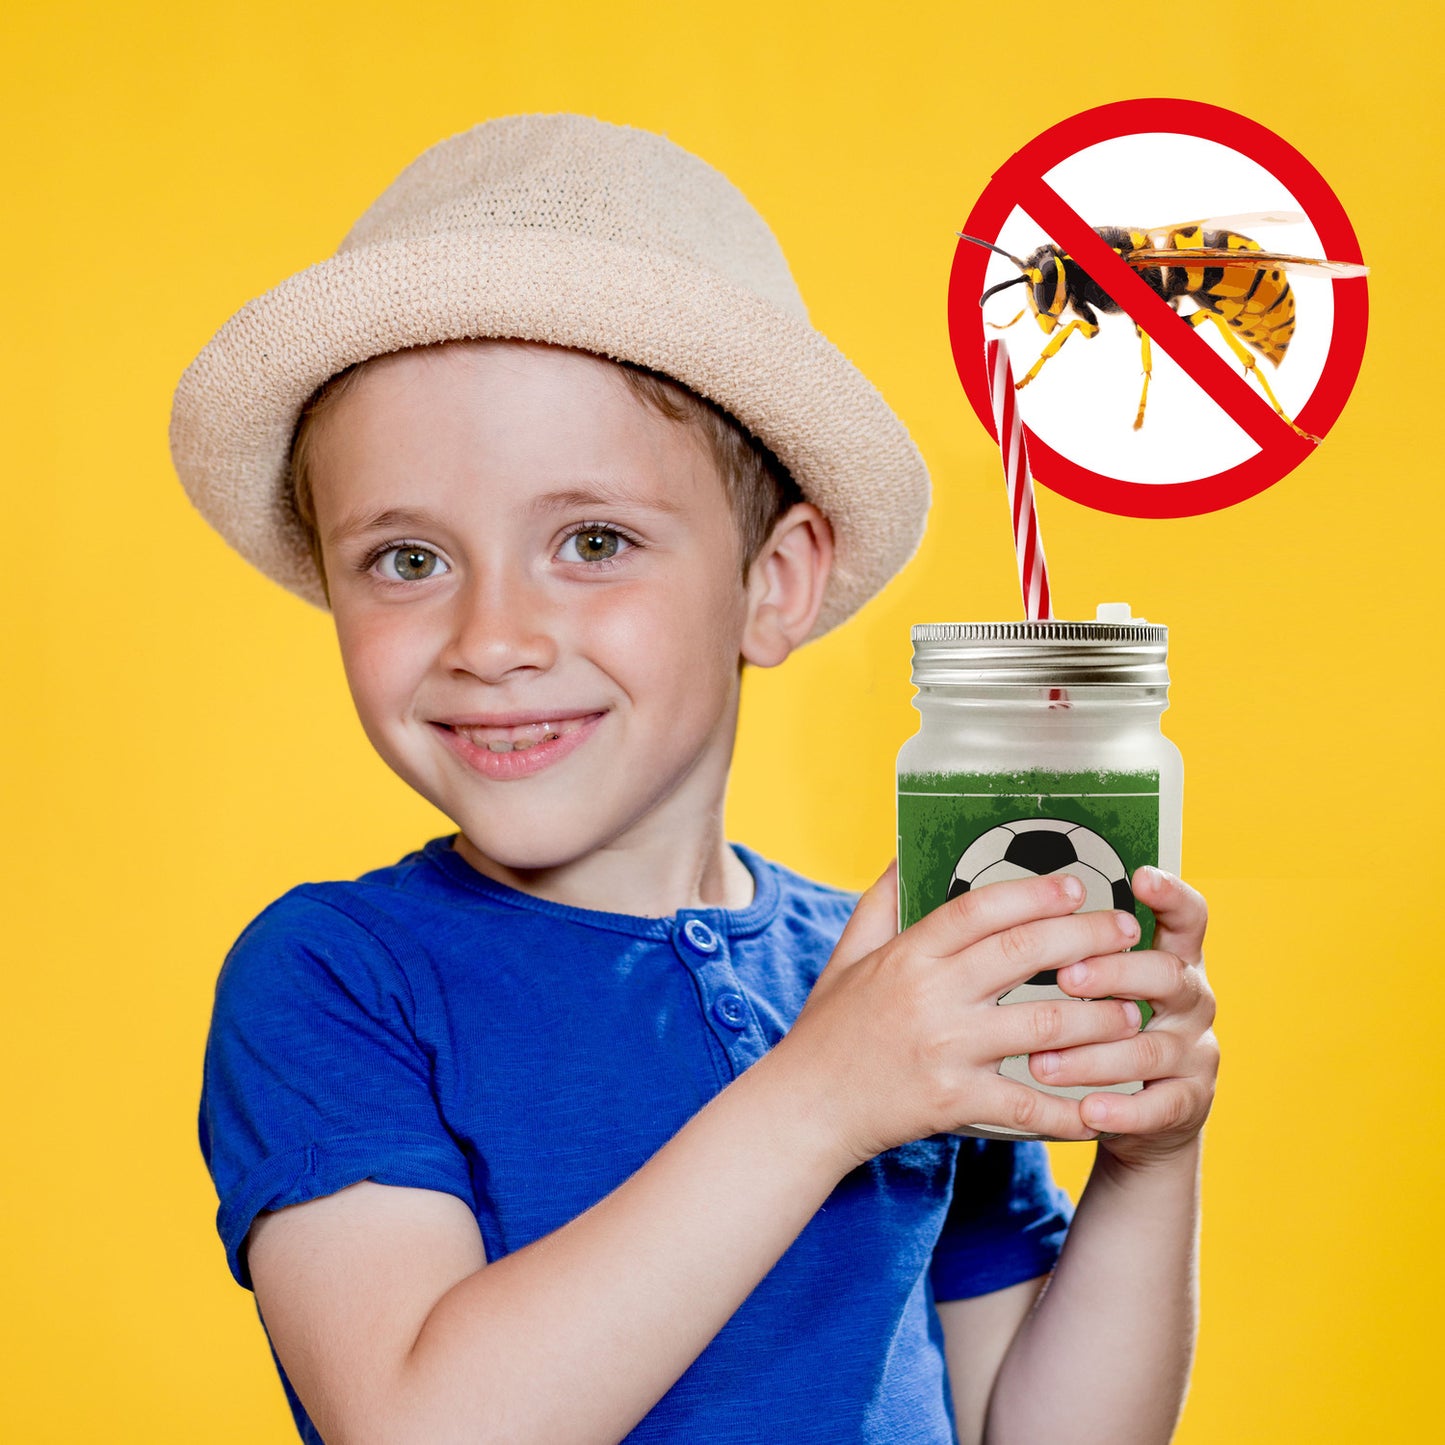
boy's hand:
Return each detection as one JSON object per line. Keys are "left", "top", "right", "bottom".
{"left": 1035, "top": 867, "right": 1218, "bottom": 1168}
{"left": 776, "top": 864, "right": 1148, "bottom": 1168}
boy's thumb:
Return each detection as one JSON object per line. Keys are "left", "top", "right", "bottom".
{"left": 828, "top": 860, "right": 899, "bottom": 971}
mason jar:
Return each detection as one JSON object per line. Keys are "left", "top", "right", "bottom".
{"left": 895, "top": 606, "right": 1182, "bottom": 1141}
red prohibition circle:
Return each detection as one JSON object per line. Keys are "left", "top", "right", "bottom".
{"left": 948, "top": 99, "right": 1369, "bottom": 517}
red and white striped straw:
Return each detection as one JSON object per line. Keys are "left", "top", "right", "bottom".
{"left": 986, "top": 339, "right": 1052, "bottom": 620}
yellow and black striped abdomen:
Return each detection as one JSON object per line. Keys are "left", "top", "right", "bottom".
{"left": 1180, "top": 228, "right": 1296, "bottom": 366}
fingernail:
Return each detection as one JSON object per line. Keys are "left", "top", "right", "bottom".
{"left": 1061, "top": 875, "right": 1085, "bottom": 903}
{"left": 1118, "top": 912, "right": 1140, "bottom": 942}
{"left": 1035, "top": 1051, "right": 1061, "bottom": 1078}
{"left": 1121, "top": 999, "right": 1142, "bottom": 1030}
{"left": 1137, "top": 865, "right": 1162, "bottom": 890}
{"left": 1084, "top": 1096, "right": 1112, "bottom": 1127}
{"left": 1060, "top": 962, "right": 1088, "bottom": 989}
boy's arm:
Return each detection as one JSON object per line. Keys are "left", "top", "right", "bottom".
{"left": 936, "top": 1278, "right": 1047, "bottom": 1445}
{"left": 940, "top": 867, "right": 1216, "bottom": 1445}
{"left": 983, "top": 1137, "right": 1202, "bottom": 1444}
{"left": 248, "top": 1054, "right": 845, "bottom": 1445}
{"left": 247, "top": 870, "right": 1141, "bottom": 1445}
{"left": 936, "top": 1146, "right": 1200, "bottom": 1445}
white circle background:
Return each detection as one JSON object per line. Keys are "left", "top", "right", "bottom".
{"left": 981, "top": 132, "right": 1337, "bottom": 485}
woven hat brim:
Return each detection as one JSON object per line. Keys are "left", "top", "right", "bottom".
{"left": 169, "top": 230, "right": 930, "bottom": 639}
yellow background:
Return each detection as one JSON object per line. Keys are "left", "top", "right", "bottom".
{"left": 6, "top": 2, "right": 1439, "bottom": 1439}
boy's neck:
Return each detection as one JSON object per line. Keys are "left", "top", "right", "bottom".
{"left": 452, "top": 825, "right": 756, "bottom": 919}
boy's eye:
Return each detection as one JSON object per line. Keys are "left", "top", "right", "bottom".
{"left": 377, "top": 545, "right": 449, "bottom": 582}
{"left": 559, "top": 528, "right": 628, "bottom": 563}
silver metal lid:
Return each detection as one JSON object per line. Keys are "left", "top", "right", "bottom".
{"left": 911, "top": 613, "right": 1169, "bottom": 688}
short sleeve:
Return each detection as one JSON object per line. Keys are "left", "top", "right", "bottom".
{"left": 198, "top": 889, "right": 475, "bottom": 1289}
{"left": 929, "top": 1138, "right": 1074, "bottom": 1302}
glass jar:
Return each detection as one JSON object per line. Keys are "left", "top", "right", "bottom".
{"left": 895, "top": 606, "right": 1182, "bottom": 1140}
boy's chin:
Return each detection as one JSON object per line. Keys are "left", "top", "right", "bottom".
{"left": 450, "top": 828, "right": 596, "bottom": 881}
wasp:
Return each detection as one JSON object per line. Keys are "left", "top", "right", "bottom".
{"left": 959, "top": 214, "right": 1368, "bottom": 441}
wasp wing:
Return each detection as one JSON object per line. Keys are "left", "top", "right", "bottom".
{"left": 1142, "top": 213, "right": 1307, "bottom": 246}
{"left": 1124, "top": 246, "right": 1369, "bottom": 278}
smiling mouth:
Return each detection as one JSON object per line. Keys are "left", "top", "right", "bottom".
{"left": 446, "top": 717, "right": 596, "bottom": 754}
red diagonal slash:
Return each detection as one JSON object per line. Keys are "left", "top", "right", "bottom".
{"left": 1010, "top": 172, "right": 1313, "bottom": 463}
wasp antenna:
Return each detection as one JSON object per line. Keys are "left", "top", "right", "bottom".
{"left": 957, "top": 233, "right": 1029, "bottom": 269}
{"left": 979, "top": 275, "right": 1028, "bottom": 306}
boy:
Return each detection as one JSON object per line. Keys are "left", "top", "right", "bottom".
{"left": 175, "top": 115, "right": 1217, "bottom": 1444}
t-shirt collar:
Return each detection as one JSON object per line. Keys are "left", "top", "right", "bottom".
{"left": 422, "top": 836, "right": 781, "bottom": 940}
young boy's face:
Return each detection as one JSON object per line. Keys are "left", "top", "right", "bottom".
{"left": 305, "top": 341, "right": 779, "bottom": 887}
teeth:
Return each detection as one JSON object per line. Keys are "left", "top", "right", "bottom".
{"left": 456, "top": 718, "right": 588, "bottom": 752}
{"left": 509, "top": 732, "right": 560, "bottom": 753}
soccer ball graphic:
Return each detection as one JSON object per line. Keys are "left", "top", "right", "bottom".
{"left": 947, "top": 817, "right": 1144, "bottom": 1129}
{"left": 948, "top": 817, "right": 1134, "bottom": 916}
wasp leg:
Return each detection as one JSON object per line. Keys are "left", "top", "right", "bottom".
{"left": 1014, "top": 317, "right": 1100, "bottom": 390}
{"left": 986, "top": 307, "right": 1027, "bottom": 331}
{"left": 1186, "top": 309, "right": 1319, "bottom": 444}
{"left": 1133, "top": 325, "right": 1153, "bottom": 430}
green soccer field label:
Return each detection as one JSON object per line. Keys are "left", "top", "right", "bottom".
{"left": 897, "top": 769, "right": 1160, "bottom": 939}
{"left": 897, "top": 768, "right": 1161, "bottom": 1138}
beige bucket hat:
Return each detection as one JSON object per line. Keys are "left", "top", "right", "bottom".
{"left": 169, "top": 113, "right": 931, "bottom": 638}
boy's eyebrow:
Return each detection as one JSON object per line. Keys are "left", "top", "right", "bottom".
{"left": 325, "top": 507, "right": 438, "bottom": 546}
{"left": 527, "top": 483, "right": 686, "bottom": 516}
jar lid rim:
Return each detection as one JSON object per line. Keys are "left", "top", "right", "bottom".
{"left": 910, "top": 621, "right": 1169, "bottom": 688}
{"left": 911, "top": 621, "right": 1167, "bottom": 644}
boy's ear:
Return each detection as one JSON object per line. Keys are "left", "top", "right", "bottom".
{"left": 740, "top": 503, "right": 835, "bottom": 668}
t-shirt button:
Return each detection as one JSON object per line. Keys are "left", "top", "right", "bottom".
{"left": 712, "top": 992, "right": 747, "bottom": 1029}
{"left": 682, "top": 919, "right": 719, "bottom": 954}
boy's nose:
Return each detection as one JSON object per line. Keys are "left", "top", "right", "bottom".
{"left": 441, "top": 569, "right": 559, "bottom": 683}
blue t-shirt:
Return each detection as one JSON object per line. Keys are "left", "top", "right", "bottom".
{"left": 200, "top": 838, "right": 1072, "bottom": 1443}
